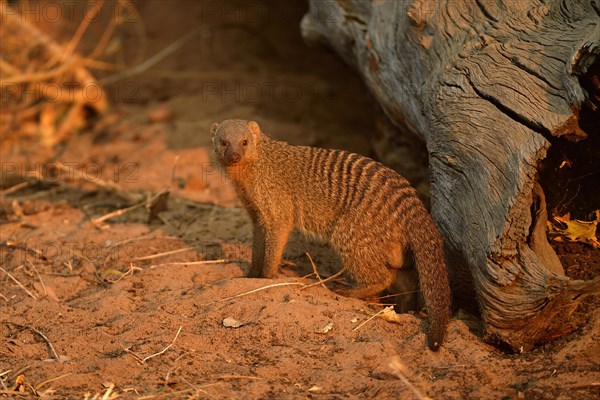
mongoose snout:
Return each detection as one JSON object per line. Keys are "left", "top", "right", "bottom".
{"left": 211, "top": 119, "right": 452, "bottom": 351}
{"left": 224, "top": 152, "right": 241, "bottom": 165}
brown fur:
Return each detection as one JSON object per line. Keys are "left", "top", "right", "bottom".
{"left": 211, "top": 119, "right": 451, "bottom": 350}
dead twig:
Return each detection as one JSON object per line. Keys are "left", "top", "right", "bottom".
{"left": 137, "top": 389, "right": 195, "bottom": 400}
{"left": 0, "top": 267, "right": 38, "bottom": 299}
{"left": 4, "top": 322, "right": 60, "bottom": 360}
{"left": 142, "top": 326, "right": 183, "bottom": 363}
{"left": 0, "top": 59, "right": 74, "bottom": 86}
{"left": 102, "top": 234, "right": 183, "bottom": 268}
{"left": 127, "top": 246, "right": 198, "bottom": 262}
{"left": 569, "top": 382, "right": 600, "bottom": 390}
{"left": 301, "top": 263, "right": 350, "bottom": 291}
{"left": 88, "top": 2, "right": 119, "bottom": 60}
{"left": 389, "top": 357, "right": 431, "bottom": 400}
{"left": 92, "top": 201, "right": 146, "bottom": 226}
{"left": 34, "top": 373, "right": 72, "bottom": 390}
{"left": 112, "top": 234, "right": 181, "bottom": 247}
{"left": 103, "top": 265, "right": 142, "bottom": 283}
{"left": 0, "top": 370, "right": 10, "bottom": 391}
{"left": 55, "top": 162, "right": 139, "bottom": 203}
{"left": 215, "top": 375, "right": 264, "bottom": 381}
{"left": 203, "top": 282, "right": 305, "bottom": 306}
{"left": 352, "top": 307, "right": 387, "bottom": 332}
{"left": 149, "top": 259, "right": 230, "bottom": 268}
{"left": 101, "top": 26, "right": 208, "bottom": 85}
{"left": 0, "top": 390, "right": 28, "bottom": 397}
{"left": 0, "top": 241, "right": 47, "bottom": 261}
{"left": 120, "top": 343, "right": 144, "bottom": 364}
{"left": 305, "top": 252, "right": 326, "bottom": 289}
{"left": 376, "top": 291, "right": 420, "bottom": 300}
{"left": 0, "top": 182, "right": 29, "bottom": 196}
{"left": 61, "top": 0, "right": 106, "bottom": 62}
{"left": 26, "top": 261, "right": 47, "bottom": 297}
{"left": 164, "top": 352, "right": 191, "bottom": 385}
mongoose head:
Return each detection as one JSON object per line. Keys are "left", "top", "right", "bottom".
{"left": 211, "top": 119, "right": 261, "bottom": 167}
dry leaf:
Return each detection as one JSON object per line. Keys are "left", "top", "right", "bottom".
{"left": 550, "top": 211, "right": 600, "bottom": 248}
{"left": 33, "top": 283, "right": 59, "bottom": 302}
{"left": 147, "top": 103, "right": 172, "bottom": 123}
{"left": 317, "top": 321, "right": 334, "bottom": 334}
{"left": 102, "top": 268, "right": 123, "bottom": 277}
{"left": 148, "top": 190, "right": 170, "bottom": 223}
{"left": 307, "top": 386, "right": 322, "bottom": 392}
{"left": 376, "top": 306, "right": 403, "bottom": 323}
{"left": 222, "top": 317, "right": 245, "bottom": 328}
{"left": 12, "top": 374, "right": 26, "bottom": 392}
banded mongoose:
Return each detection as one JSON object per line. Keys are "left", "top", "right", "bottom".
{"left": 211, "top": 119, "right": 451, "bottom": 350}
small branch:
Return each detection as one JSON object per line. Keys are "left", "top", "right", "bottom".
{"left": 87, "top": 3, "right": 119, "bottom": 60}
{"left": 0, "top": 60, "right": 73, "bottom": 86}
{"left": 92, "top": 189, "right": 170, "bottom": 228}
{"left": 92, "top": 201, "right": 146, "bottom": 226}
{"left": 203, "top": 282, "right": 305, "bottom": 306}
{"left": 120, "top": 343, "right": 144, "bottom": 364}
{"left": 305, "top": 252, "right": 326, "bottom": 289}
{"left": 0, "top": 242, "right": 48, "bottom": 263}
{"left": 4, "top": 322, "right": 60, "bottom": 360}
{"left": 389, "top": 357, "right": 431, "bottom": 400}
{"left": 62, "top": 0, "right": 106, "bottom": 61}
{"left": 0, "top": 182, "right": 29, "bottom": 196}
{"left": 34, "top": 373, "right": 72, "bottom": 390}
{"left": 301, "top": 264, "right": 350, "bottom": 291}
{"left": 351, "top": 307, "right": 387, "bottom": 332}
{"left": 127, "top": 246, "right": 198, "bottom": 262}
{"left": 164, "top": 352, "right": 191, "bottom": 385}
{"left": 215, "top": 375, "right": 264, "bottom": 381}
{"left": 55, "top": 162, "right": 139, "bottom": 203}
{"left": 0, "top": 370, "right": 10, "bottom": 391}
{"left": 142, "top": 326, "right": 183, "bottom": 363}
{"left": 136, "top": 389, "right": 196, "bottom": 399}
{"left": 569, "top": 382, "right": 600, "bottom": 390}
{"left": 0, "top": 267, "right": 38, "bottom": 300}
{"left": 26, "top": 261, "right": 47, "bottom": 297}
{"left": 101, "top": 26, "right": 208, "bottom": 85}
{"left": 376, "top": 291, "right": 420, "bottom": 300}
{"left": 149, "top": 259, "right": 230, "bottom": 268}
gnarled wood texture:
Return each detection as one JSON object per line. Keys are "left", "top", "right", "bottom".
{"left": 301, "top": 0, "right": 599, "bottom": 350}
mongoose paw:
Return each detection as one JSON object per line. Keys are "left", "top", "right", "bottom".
{"left": 246, "top": 269, "right": 262, "bottom": 278}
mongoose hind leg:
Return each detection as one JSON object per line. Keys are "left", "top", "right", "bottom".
{"left": 332, "top": 263, "right": 395, "bottom": 299}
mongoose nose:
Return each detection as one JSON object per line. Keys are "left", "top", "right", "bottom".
{"left": 228, "top": 153, "right": 241, "bottom": 164}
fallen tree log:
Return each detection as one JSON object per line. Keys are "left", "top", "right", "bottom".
{"left": 301, "top": 0, "right": 600, "bottom": 350}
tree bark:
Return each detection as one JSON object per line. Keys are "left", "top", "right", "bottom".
{"left": 301, "top": 0, "right": 600, "bottom": 350}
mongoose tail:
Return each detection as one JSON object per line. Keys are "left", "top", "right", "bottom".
{"left": 406, "top": 208, "right": 451, "bottom": 351}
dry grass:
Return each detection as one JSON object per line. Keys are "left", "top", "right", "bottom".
{"left": 0, "top": 3, "right": 111, "bottom": 146}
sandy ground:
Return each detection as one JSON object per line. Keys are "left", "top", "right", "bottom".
{"left": 1, "top": 1, "right": 599, "bottom": 399}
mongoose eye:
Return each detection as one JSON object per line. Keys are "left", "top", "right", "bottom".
{"left": 242, "top": 140, "right": 248, "bottom": 146}
{"left": 220, "top": 140, "right": 228, "bottom": 147}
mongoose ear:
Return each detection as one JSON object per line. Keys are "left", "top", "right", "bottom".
{"left": 247, "top": 121, "right": 261, "bottom": 137}
{"left": 210, "top": 122, "right": 220, "bottom": 137}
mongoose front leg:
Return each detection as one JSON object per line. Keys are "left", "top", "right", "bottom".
{"left": 248, "top": 224, "right": 266, "bottom": 278}
{"left": 260, "top": 222, "right": 292, "bottom": 278}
